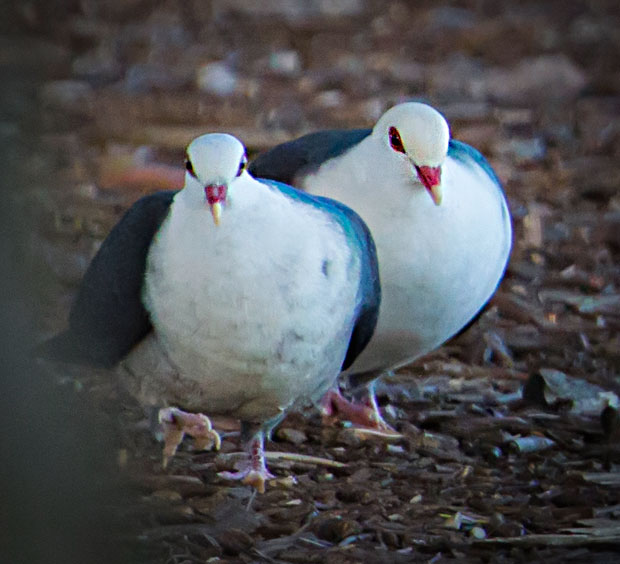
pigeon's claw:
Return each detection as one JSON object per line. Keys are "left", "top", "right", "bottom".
{"left": 218, "top": 467, "right": 276, "bottom": 494}
{"left": 158, "top": 407, "right": 221, "bottom": 468}
{"left": 218, "top": 432, "right": 275, "bottom": 494}
{"left": 320, "top": 387, "right": 397, "bottom": 434}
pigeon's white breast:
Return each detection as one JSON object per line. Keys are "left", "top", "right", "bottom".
{"left": 140, "top": 186, "right": 361, "bottom": 421}
{"left": 303, "top": 141, "right": 511, "bottom": 374}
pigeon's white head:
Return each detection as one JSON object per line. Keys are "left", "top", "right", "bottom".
{"left": 183, "top": 133, "right": 249, "bottom": 225}
{"left": 373, "top": 102, "right": 450, "bottom": 205}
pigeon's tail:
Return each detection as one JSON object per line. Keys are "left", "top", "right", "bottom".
{"left": 35, "top": 331, "right": 82, "bottom": 363}
{"left": 35, "top": 331, "right": 114, "bottom": 368}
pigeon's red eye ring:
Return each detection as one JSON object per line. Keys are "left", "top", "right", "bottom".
{"left": 236, "top": 153, "right": 248, "bottom": 177}
{"left": 388, "top": 126, "right": 406, "bottom": 154}
{"left": 185, "top": 158, "right": 197, "bottom": 179}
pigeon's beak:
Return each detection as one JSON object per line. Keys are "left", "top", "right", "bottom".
{"left": 415, "top": 165, "right": 443, "bottom": 206}
{"left": 205, "top": 184, "right": 228, "bottom": 226}
{"left": 210, "top": 202, "right": 222, "bottom": 226}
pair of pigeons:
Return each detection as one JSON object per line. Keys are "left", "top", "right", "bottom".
{"left": 41, "top": 102, "right": 512, "bottom": 493}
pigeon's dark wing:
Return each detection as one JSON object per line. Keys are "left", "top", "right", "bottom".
{"left": 39, "top": 191, "right": 177, "bottom": 367}
{"left": 249, "top": 129, "right": 371, "bottom": 185}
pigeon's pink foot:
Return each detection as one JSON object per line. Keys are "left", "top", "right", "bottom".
{"left": 158, "top": 407, "right": 221, "bottom": 468}
{"left": 218, "top": 432, "right": 275, "bottom": 493}
{"left": 320, "top": 387, "right": 396, "bottom": 433}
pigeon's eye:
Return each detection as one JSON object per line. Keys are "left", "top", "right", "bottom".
{"left": 388, "top": 127, "right": 406, "bottom": 154}
{"left": 236, "top": 154, "right": 248, "bottom": 177}
{"left": 185, "top": 158, "right": 197, "bottom": 178}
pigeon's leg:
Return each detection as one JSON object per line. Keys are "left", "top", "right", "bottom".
{"left": 320, "top": 381, "right": 396, "bottom": 433}
{"left": 218, "top": 422, "right": 275, "bottom": 494}
{"left": 158, "top": 407, "right": 222, "bottom": 468}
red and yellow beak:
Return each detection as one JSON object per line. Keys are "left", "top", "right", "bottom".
{"left": 415, "top": 165, "right": 443, "bottom": 205}
{"left": 205, "top": 184, "right": 228, "bottom": 226}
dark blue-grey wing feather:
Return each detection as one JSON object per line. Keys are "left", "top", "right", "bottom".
{"left": 249, "top": 129, "right": 371, "bottom": 185}
{"left": 40, "top": 191, "right": 176, "bottom": 367}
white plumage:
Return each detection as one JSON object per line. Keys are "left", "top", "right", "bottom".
{"left": 139, "top": 135, "right": 363, "bottom": 420}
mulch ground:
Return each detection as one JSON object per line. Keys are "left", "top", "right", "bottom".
{"left": 2, "top": 1, "right": 618, "bottom": 562}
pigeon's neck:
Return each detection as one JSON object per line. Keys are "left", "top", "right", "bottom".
{"left": 306, "top": 136, "right": 425, "bottom": 216}
{"left": 170, "top": 177, "right": 333, "bottom": 249}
